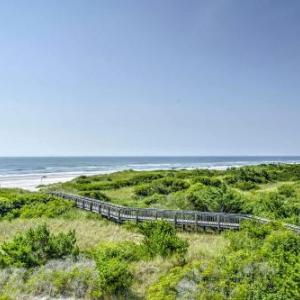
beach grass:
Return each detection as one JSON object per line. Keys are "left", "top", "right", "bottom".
{"left": 0, "top": 217, "right": 142, "bottom": 251}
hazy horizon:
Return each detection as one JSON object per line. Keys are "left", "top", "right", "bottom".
{"left": 1, "top": 1, "right": 300, "bottom": 156}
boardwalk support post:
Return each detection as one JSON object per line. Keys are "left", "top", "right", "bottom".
{"left": 118, "top": 209, "right": 121, "bottom": 223}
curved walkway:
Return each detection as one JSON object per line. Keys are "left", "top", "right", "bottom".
{"left": 52, "top": 191, "right": 300, "bottom": 233}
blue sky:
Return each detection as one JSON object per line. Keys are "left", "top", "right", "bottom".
{"left": 0, "top": 0, "right": 300, "bottom": 156}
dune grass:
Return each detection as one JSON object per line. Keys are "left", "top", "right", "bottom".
{"left": 129, "top": 231, "right": 226, "bottom": 298}
{"left": 0, "top": 217, "right": 142, "bottom": 251}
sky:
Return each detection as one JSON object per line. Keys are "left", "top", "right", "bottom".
{"left": 0, "top": 0, "right": 300, "bottom": 156}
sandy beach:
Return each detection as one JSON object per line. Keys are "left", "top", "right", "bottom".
{"left": 1, "top": 156, "right": 299, "bottom": 191}
{"left": 0, "top": 171, "right": 111, "bottom": 191}
{"left": 0, "top": 167, "right": 230, "bottom": 191}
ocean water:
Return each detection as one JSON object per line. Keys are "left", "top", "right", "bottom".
{"left": 0, "top": 156, "right": 300, "bottom": 190}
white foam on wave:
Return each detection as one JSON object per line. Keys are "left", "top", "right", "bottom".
{"left": 1, "top": 159, "right": 299, "bottom": 191}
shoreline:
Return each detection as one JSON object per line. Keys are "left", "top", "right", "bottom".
{"left": 0, "top": 166, "right": 232, "bottom": 191}
{"left": 1, "top": 161, "right": 299, "bottom": 191}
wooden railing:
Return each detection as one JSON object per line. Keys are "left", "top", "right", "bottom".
{"left": 51, "top": 192, "right": 300, "bottom": 233}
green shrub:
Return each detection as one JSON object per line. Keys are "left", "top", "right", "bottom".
{"left": 257, "top": 191, "right": 300, "bottom": 222}
{"left": 153, "top": 178, "right": 190, "bottom": 195}
{"left": 134, "top": 184, "right": 155, "bottom": 197}
{"left": 135, "top": 178, "right": 190, "bottom": 197}
{"left": 0, "top": 191, "right": 50, "bottom": 218}
{"left": 147, "top": 266, "right": 192, "bottom": 300}
{"left": 94, "top": 242, "right": 141, "bottom": 263}
{"left": 234, "top": 181, "right": 258, "bottom": 191}
{"left": 25, "top": 258, "right": 101, "bottom": 299}
{"left": 193, "top": 223, "right": 300, "bottom": 300}
{"left": 97, "top": 257, "right": 132, "bottom": 294}
{"left": 277, "top": 184, "right": 297, "bottom": 198}
{"left": 143, "top": 193, "right": 166, "bottom": 206}
{"left": 192, "top": 176, "right": 222, "bottom": 187}
{"left": 138, "top": 221, "right": 188, "bottom": 258}
{"left": 18, "top": 199, "right": 74, "bottom": 219}
{"left": 79, "top": 190, "right": 111, "bottom": 201}
{"left": 0, "top": 224, "right": 79, "bottom": 268}
{"left": 186, "top": 184, "right": 245, "bottom": 213}
{"left": 94, "top": 242, "right": 137, "bottom": 294}
{"left": 225, "top": 166, "right": 273, "bottom": 184}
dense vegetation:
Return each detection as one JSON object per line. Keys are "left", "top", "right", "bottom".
{"left": 48, "top": 163, "right": 300, "bottom": 225}
{"left": 0, "top": 163, "right": 299, "bottom": 299}
{"left": 148, "top": 222, "right": 300, "bottom": 300}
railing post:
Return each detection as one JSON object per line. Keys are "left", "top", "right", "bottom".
{"left": 82, "top": 201, "right": 85, "bottom": 209}
{"left": 107, "top": 206, "right": 110, "bottom": 219}
{"left": 174, "top": 212, "right": 177, "bottom": 227}
{"left": 98, "top": 204, "right": 102, "bottom": 215}
{"left": 194, "top": 213, "right": 197, "bottom": 231}
{"left": 89, "top": 202, "right": 93, "bottom": 211}
{"left": 155, "top": 210, "right": 158, "bottom": 220}
{"left": 217, "top": 214, "right": 220, "bottom": 231}
{"left": 118, "top": 209, "right": 121, "bottom": 223}
{"left": 136, "top": 210, "right": 139, "bottom": 223}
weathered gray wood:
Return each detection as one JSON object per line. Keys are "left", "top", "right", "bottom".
{"left": 50, "top": 192, "right": 300, "bottom": 233}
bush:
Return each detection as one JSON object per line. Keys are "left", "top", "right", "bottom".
{"left": 153, "top": 178, "right": 190, "bottom": 195}
{"left": 256, "top": 191, "right": 300, "bottom": 223}
{"left": 193, "top": 224, "right": 300, "bottom": 300}
{"left": 0, "top": 191, "right": 50, "bottom": 218}
{"left": 192, "top": 176, "right": 222, "bottom": 187}
{"left": 147, "top": 266, "right": 192, "bottom": 300}
{"left": 94, "top": 242, "right": 141, "bottom": 263}
{"left": 94, "top": 242, "right": 137, "bottom": 294}
{"left": 277, "top": 184, "right": 296, "bottom": 198}
{"left": 97, "top": 257, "right": 132, "bottom": 294}
{"left": 225, "top": 166, "right": 272, "bottom": 184}
{"left": 143, "top": 193, "right": 166, "bottom": 206}
{"left": 186, "top": 184, "right": 245, "bottom": 213}
{"left": 17, "top": 199, "right": 74, "bottom": 219}
{"left": 135, "top": 178, "right": 190, "bottom": 197}
{"left": 0, "top": 224, "right": 79, "bottom": 268}
{"left": 234, "top": 181, "right": 258, "bottom": 191}
{"left": 25, "top": 257, "right": 100, "bottom": 298}
{"left": 138, "top": 221, "right": 188, "bottom": 258}
{"left": 79, "top": 190, "right": 111, "bottom": 201}
{"left": 134, "top": 184, "right": 154, "bottom": 197}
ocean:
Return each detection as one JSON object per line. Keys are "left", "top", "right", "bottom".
{"left": 0, "top": 156, "right": 299, "bottom": 190}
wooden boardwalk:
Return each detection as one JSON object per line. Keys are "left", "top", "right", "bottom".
{"left": 51, "top": 192, "right": 300, "bottom": 233}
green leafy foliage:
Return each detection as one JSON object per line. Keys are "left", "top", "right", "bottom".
{"left": 135, "top": 177, "right": 190, "bottom": 197}
{"left": 192, "top": 176, "right": 222, "bottom": 187}
{"left": 94, "top": 242, "right": 138, "bottom": 294}
{"left": 48, "top": 164, "right": 300, "bottom": 225}
{"left": 0, "top": 224, "right": 79, "bottom": 268}
{"left": 148, "top": 223, "right": 300, "bottom": 300}
{"left": 79, "top": 190, "right": 111, "bottom": 201}
{"left": 138, "top": 221, "right": 188, "bottom": 258}
{"left": 0, "top": 190, "right": 49, "bottom": 218}
{"left": 0, "top": 189, "right": 74, "bottom": 220}
{"left": 196, "top": 223, "right": 300, "bottom": 299}
{"left": 186, "top": 184, "right": 245, "bottom": 213}
{"left": 17, "top": 199, "right": 74, "bottom": 218}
